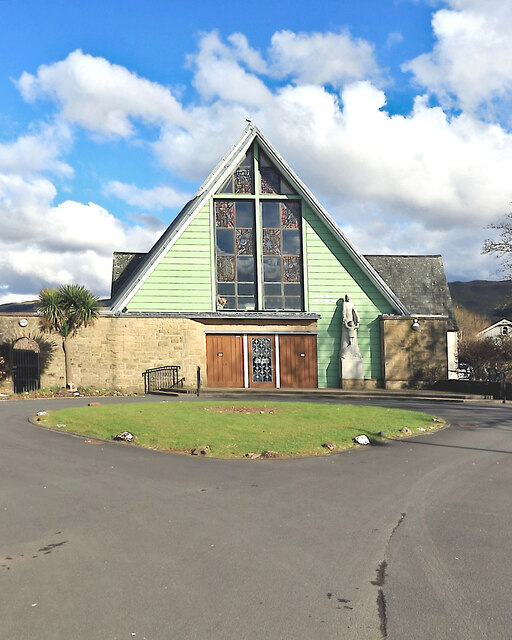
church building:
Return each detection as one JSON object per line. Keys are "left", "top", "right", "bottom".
{"left": 0, "top": 124, "right": 457, "bottom": 393}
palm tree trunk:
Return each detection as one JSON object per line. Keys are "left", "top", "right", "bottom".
{"left": 62, "top": 335, "right": 74, "bottom": 389}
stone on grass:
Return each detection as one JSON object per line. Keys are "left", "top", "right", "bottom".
{"left": 245, "top": 452, "right": 261, "bottom": 459}
{"left": 400, "top": 427, "right": 412, "bottom": 435}
{"left": 354, "top": 435, "right": 370, "bottom": 445}
{"left": 322, "top": 442, "right": 336, "bottom": 451}
{"left": 261, "top": 450, "right": 281, "bottom": 458}
{"left": 88, "top": 402, "right": 101, "bottom": 406}
{"left": 191, "top": 445, "right": 210, "bottom": 456}
{"left": 114, "top": 431, "right": 136, "bottom": 442}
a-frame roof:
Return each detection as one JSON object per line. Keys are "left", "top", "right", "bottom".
{"left": 478, "top": 318, "right": 512, "bottom": 336}
{"left": 108, "top": 123, "right": 409, "bottom": 315}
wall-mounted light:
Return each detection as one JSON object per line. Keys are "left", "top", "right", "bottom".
{"left": 411, "top": 318, "right": 420, "bottom": 331}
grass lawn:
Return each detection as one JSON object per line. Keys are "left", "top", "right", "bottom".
{"left": 37, "top": 400, "right": 443, "bottom": 458}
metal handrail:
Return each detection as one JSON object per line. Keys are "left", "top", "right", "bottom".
{"left": 142, "top": 365, "right": 184, "bottom": 394}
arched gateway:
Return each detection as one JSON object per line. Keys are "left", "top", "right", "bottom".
{"left": 12, "top": 337, "right": 40, "bottom": 394}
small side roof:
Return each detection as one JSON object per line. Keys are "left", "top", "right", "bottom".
{"left": 478, "top": 318, "right": 512, "bottom": 336}
{"left": 109, "top": 123, "right": 409, "bottom": 315}
{"left": 365, "top": 255, "right": 458, "bottom": 330}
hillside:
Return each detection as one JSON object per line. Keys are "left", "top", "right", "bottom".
{"left": 448, "top": 280, "right": 512, "bottom": 320}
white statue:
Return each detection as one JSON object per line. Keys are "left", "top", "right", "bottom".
{"left": 341, "top": 294, "right": 361, "bottom": 359}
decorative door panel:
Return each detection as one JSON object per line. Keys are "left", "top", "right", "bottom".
{"left": 248, "top": 335, "right": 276, "bottom": 388}
{"left": 279, "top": 335, "right": 318, "bottom": 388}
{"left": 206, "top": 334, "right": 244, "bottom": 387}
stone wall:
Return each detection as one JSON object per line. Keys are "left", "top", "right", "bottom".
{"left": 0, "top": 314, "right": 206, "bottom": 393}
{"left": 0, "top": 314, "right": 318, "bottom": 393}
{"left": 380, "top": 315, "right": 449, "bottom": 389}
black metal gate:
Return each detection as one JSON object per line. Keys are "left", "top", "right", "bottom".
{"left": 13, "top": 349, "right": 41, "bottom": 394}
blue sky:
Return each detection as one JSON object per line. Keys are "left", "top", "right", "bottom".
{"left": 1, "top": 0, "right": 512, "bottom": 301}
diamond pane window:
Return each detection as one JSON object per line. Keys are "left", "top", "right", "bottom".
{"left": 215, "top": 200, "right": 256, "bottom": 310}
{"left": 261, "top": 201, "right": 303, "bottom": 310}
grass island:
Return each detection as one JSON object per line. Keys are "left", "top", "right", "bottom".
{"left": 36, "top": 400, "right": 443, "bottom": 458}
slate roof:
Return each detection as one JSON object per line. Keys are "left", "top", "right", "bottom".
{"left": 111, "top": 252, "right": 147, "bottom": 298}
{"left": 364, "top": 255, "right": 458, "bottom": 330}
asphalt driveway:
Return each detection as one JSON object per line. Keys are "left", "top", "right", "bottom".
{"left": 1, "top": 395, "right": 511, "bottom": 639}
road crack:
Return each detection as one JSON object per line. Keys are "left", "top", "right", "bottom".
{"left": 371, "top": 512, "right": 406, "bottom": 638}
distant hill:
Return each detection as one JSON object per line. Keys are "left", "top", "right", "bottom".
{"left": 448, "top": 280, "right": 512, "bottom": 320}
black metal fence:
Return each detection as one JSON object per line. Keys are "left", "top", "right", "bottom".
{"left": 142, "top": 366, "right": 184, "bottom": 394}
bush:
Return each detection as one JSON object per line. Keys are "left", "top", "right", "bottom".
{"left": 458, "top": 335, "right": 512, "bottom": 380}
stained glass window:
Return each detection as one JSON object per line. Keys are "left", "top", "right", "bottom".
{"left": 236, "top": 229, "right": 253, "bottom": 255}
{"left": 216, "top": 148, "right": 254, "bottom": 194}
{"left": 215, "top": 201, "right": 234, "bottom": 228}
{"left": 263, "top": 229, "right": 281, "bottom": 255}
{"left": 283, "top": 256, "right": 301, "bottom": 282}
{"left": 259, "top": 152, "right": 297, "bottom": 196}
{"left": 261, "top": 201, "right": 303, "bottom": 310}
{"left": 281, "top": 202, "right": 300, "bottom": 228}
{"left": 234, "top": 168, "right": 252, "bottom": 194}
{"left": 214, "top": 144, "right": 304, "bottom": 313}
{"left": 260, "top": 167, "right": 280, "bottom": 194}
{"left": 215, "top": 200, "right": 256, "bottom": 310}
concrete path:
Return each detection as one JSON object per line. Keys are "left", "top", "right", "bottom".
{"left": 1, "top": 395, "right": 511, "bottom": 639}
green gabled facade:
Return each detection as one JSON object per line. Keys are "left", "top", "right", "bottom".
{"left": 302, "top": 204, "right": 395, "bottom": 386}
{"left": 110, "top": 124, "right": 408, "bottom": 389}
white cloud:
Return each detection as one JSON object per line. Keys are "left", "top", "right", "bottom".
{"left": 17, "top": 49, "right": 188, "bottom": 137}
{"left": 403, "top": 2, "right": 512, "bottom": 116}
{"left": 105, "top": 180, "right": 191, "bottom": 211}
{"left": 227, "top": 33, "right": 267, "bottom": 74}
{"left": 0, "top": 121, "right": 72, "bottom": 177}
{"left": 0, "top": 172, "right": 162, "bottom": 299}
{"left": 187, "top": 32, "right": 272, "bottom": 106}
{"left": 268, "top": 30, "right": 380, "bottom": 87}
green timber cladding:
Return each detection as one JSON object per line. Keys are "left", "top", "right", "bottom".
{"left": 127, "top": 204, "right": 213, "bottom": 312}
{"left": 125, "top": 196, "right": 393, "bottom": 388}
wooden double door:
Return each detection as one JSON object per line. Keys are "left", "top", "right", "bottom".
{"left": 206, "top": 333, "right": 317, "bottom": 389}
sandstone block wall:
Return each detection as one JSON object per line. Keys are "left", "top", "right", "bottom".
{"left": 380, "top": 316, "right": 449, "bottom": 389}
{"left": 0, "top": 315, "right": 206, "bottom": 393}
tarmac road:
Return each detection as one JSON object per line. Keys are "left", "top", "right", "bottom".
{"left": 1, "top": 395, "right": 511, "bottom": 639}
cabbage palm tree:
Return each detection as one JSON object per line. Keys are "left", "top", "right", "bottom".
{"left": 37, "top": 284, "right": 100, "bottom": 389}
